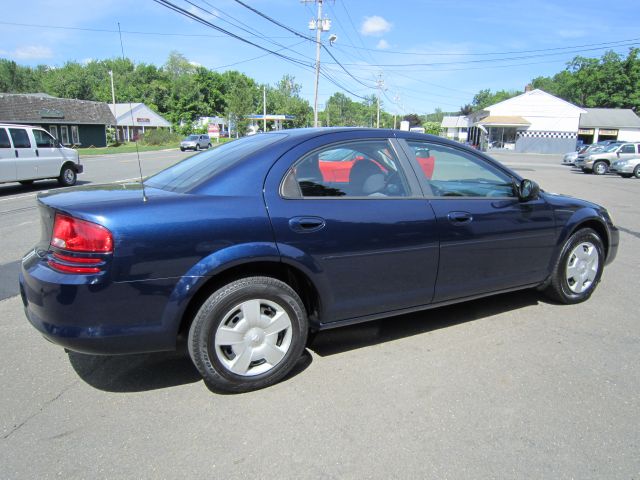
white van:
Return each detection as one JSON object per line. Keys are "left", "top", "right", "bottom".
{"left": 0, "top": 124, "right": 83, "bottom": 187}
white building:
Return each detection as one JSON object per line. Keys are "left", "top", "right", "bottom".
{"left": 471, "top": 89, "right": 586, "bottom": 154}
{"left": 109, "top": 103, "right": 171, "bottom": 142}
{"left": 441, "top": 116, "right": 470, "bottom": 142}
{"left": 578, "top": 108, "right": 640, "bottom": 144}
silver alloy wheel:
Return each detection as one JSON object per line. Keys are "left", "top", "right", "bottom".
{"left": 63, "top": 168, "right": 75, "bottom": 184}
{"left": 214, "top": 299, "right": 293, "bottom": 377}
{"left": 565, "top": 241, "right": 599, "bottom": 294}
{"left": 593, "top": 161, "right": 607, "bottom": 175}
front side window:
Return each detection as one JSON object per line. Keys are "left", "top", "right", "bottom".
{"left": 282, "top": 140, "right": 409, "bottom": 198}
{"left": 60, "top": 126, "right": 69, "bottom": 145}
{"left": 33, "top": 129, "right": 57, "bottom": 148}
{"left": 0, "top": 128, "right": 10, "bottom": 148}
{"left": 406, "top": 141, "right": 515, "bottom": 198}
{"left": 620, "top": 144, "right": 635, "bottom": 154}
{"left": 9, "top": 128, "right": 31, "bottom": 148}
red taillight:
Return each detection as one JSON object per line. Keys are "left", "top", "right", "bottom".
{"left": 51, "top": 214, "right": 113, "bottom": 253}
{"left": 48, "top": 214, "right": 112, "bottom": 274}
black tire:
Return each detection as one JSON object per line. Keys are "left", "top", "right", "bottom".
{"left": 592, "top": 161, "right": 608, "bottom": 175}
{"left": 207, "top": 143, "right": 212, "bottom": 149}
{"left": 634, "top": 165, "right": 640, "bottom": 179}
{"left": 195, "top": 144, "right": 200, "bottom": 151}
{"left": 543, "top": 228, "right": 604, "bottom": 304}
{"left": 58, "top": 165, "right": 77, "bottom": 186}
{"left": 19, "top": 180, "right": 34, "bottom": 186}
{"left": 188, "top": 276, "right": 308, "bottom": 393}
{"left": 180, "top": 147, "right": 185, "bottom": 152}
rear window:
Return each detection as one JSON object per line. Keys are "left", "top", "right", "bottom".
{"left": 146, "top": 134, "right": 286, "bottom": 193}
{"left": 0, "top": 128, "right": 10, "bottom": 148}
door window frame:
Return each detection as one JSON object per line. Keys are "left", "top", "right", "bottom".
{"left": 49, "top": 125, "right": 58, "bottom": 141}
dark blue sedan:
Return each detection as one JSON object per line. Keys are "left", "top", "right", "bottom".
{"left": 20, "top": 128, "right": 619, "bottom": 392}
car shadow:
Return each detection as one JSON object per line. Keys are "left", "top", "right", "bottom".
{"left": 309, "top": 289, "right": 542, "bottom": 357}
{"left": 67, "top": 290, "right": 542, "bottom": 393}
{"left": 67, "top": 344, "right": 313, "bottom": 394}
{"left": 0, "top": 180, "right": 91, "bottom": 197}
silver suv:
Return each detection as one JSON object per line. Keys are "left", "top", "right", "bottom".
{"left": 180, "top": 134, "right": 211, "bottom": 152}
{"left": 574, "top": 142, "right": 640, "bottom": 175}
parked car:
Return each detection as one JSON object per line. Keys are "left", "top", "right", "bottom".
{"left": 0, "top": 123, "right": 82, "bottom": 187}
{"left": 574, "top": 142, "right": 640, "bottom": 174}
{"left": 20, "top": 128, "right": 618, "bottom": 393}
{"left": 180, "top": 134, "right": 211, "bottom": 151}
{"left": 561, "top": 144, "right": 608, "bottom": 165}
{"left": 609, "top": 157, "right": 640, "bottom": 178}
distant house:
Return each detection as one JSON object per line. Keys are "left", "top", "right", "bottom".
{"left": 109, "top": 103, "right": 171, "bottom": 142}
{"left": 0, "top": 93, "right": 115, "bottom": 147}
{"left": 441, "top": 116, "right": 470, "bottom": 142}
{"left": 578, "top": 108, "right": 640, "bottom": 145}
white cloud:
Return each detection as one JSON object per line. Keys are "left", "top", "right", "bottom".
{"left": 376, "top": 39, "right": 390, "bottom": 50}
{"left": 11, "top": 45, "right": 53, "bottom": 60}
{"left": 557, "top": 29, "right": 587, "bottom": 38}
{"left": 360, "top": 16, "right": 392, "bottom": 36}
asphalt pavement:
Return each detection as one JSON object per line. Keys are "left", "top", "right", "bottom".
{"left": 1, "top": 149, "right": 638, "bottom": 479}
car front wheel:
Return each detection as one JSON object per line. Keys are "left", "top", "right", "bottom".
{"left": 544, "top": 228, "right": 604, "bottom": 304}
{"left": 188, "top": 276, "right": 308, "bottom": 393}
{"left": 592, "top": 161, "right": 608, "bottom": 175}
{"left": 58, "top": 165, "right": 77, "bottom": 186}
{"left": 634, "top": 165, "right": 640, "bottom": 179}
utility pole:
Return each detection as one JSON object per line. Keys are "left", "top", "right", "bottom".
{"left": 376, "top": 73, "right": 384, "bottom": 128}
{"left": 304, "top": 0, "right": 331, "bottom": 127}
{"left": 108, "top": 70, "right": 118, "bottom": 141}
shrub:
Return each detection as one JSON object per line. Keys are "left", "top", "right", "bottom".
{"left": 139, "top": 128, "right": 182, "bottom": 146}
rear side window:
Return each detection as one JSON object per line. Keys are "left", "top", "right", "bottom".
{"left": 33, "top": 129, "right": 57, "bottom": 148}
{"left": 0, "top": 128, "right": 10, "bottom": 148}
{"left": 9, "top": 128, "right": 31, "bottom": 148}
{"left": 282, "top": 139, "right": 410, "bottom": 198}
{"left": 146, "top": 133, "right": 286, "bottom": 193}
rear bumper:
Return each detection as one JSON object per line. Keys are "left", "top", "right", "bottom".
{"left": 20, "top": 250, "right": 181, "bottom": 355}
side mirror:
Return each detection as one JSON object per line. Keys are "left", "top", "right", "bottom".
{"left": 518, "top": 179, "right": 540, "bottom": 202}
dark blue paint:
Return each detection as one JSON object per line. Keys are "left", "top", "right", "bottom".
{"left": 20, "top": 128, "right": 619, "bottom": 355}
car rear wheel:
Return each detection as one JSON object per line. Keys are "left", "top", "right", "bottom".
{"left": 58, "top": 165, "right": 77, "bottom": 186}
{"left": 207, "top": 143, "right": 212, "bottom": 148}
{"left": 592, "top": 161, "right": 608, "bottom": 175}
{"left": 188, "top": 276, "right": 308, "bottom": 393}
{"left": 544, "top": 228, "right": 604, "bottom": 304}
{"left": 634, "top": 165, "right": 640, "bottom": 179}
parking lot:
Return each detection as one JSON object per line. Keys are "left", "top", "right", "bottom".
{"left": 1, "top": 150, "right": 639, "bottom": 478}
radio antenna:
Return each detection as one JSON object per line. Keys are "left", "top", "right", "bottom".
{"left": 117, "top": 22, "right": 147, "bottom": 202}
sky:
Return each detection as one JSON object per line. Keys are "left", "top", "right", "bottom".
{"left": 0, "top": 0, "right": 638, "bottom": 115}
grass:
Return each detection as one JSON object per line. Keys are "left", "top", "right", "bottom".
{"left": 78, "top": 138, "right": 232, "bottom": 156}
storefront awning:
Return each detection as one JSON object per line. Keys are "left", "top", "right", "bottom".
{"left": 477, "top": 116, "right": 530, "bottom": 127}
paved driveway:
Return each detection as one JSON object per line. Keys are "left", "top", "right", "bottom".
{"left": 1, "top": 151, "right": 638, "bottom": 478}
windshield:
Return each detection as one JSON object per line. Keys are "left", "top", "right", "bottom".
{"left": 603, "top": 144, "right": 620, "bottom": 152}
{"left": 146, "top": 134, "right": 286, "bottom": 193}
{"left": 186, "top": 135, "right": 199, "bottom": 140}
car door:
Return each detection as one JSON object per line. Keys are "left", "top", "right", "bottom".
{"left": 264, "top": 131, "right": 439, "bottom": 324}
{"left": 9, "top": 127, "right": 38, "bottom": 181}
{"left": 399, "top": 139, "right": 557, "bottom": 303}
{"left": 0, "top": 127, "right": 16, "bottom": 182}
{"left": 32, "top": 128, "right": 62, "bottom": 177}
